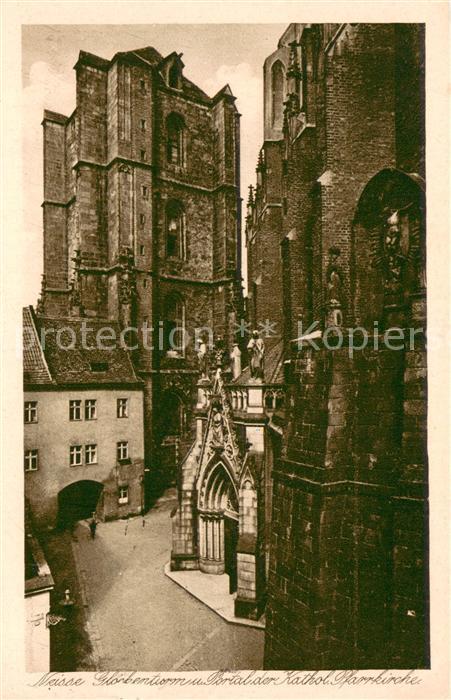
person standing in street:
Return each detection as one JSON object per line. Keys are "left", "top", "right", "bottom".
{"left": 89, "top": 513, "right": 97, "bottom": 539}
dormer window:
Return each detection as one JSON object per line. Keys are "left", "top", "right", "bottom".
{"left": 169, "top": 63, "right": 181, "bottom": 89}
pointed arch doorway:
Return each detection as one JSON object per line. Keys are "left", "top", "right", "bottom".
{"left": 198, "top": 459, "right": 239, "bottom": 593}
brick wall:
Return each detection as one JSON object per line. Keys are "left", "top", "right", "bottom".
{"left": 263, "top": 23, "right": 427, "bottom": 670}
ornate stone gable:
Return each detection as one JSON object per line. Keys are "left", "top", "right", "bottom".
{"left": 196, "top": 371, "right": 242, "bottom": 487}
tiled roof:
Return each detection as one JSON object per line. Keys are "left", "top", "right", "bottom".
{"left": 133, "top": 46, "right": 164, "bottom": 65}
{"left": 23, "top": 307, "right": 53, "bottom": 386}
{"left": 34, "top": 316, "right": 141, "bottom": 386}
{"left": 233, "top": 339, "right": 285, "bottom": 385}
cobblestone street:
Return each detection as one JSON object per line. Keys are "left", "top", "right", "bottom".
{"left": 46, "top": 490, "right": 264, "bottom": 671}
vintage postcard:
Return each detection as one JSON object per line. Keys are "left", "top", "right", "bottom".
{"left": 1, "top": 1, "right": 449, "bottom": 699}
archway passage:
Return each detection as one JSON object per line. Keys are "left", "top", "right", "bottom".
{"left": 57, "top": 480, "right": 104, "bottom": 529}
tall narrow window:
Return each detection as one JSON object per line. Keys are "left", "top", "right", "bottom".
{"left": 24, "top": 450, "right": 38, "bottom": 472}
{"left": 118, "top": 486, "right": 129, "bottom": 504}
{"left": 165, "top": 200, "right": 185, "bottom": 259}
{"left": 117, "top": 398, "right": 129, "bottom": 418}
{"left": 85, "top": 444, "right": 98, "bottom": 465}
{"left": 271, "top": 60, "right": 285, "bottom": 128}
{"left": 24, "top": 401, "right": 38, "bottom": 424}
{"left": 166, "top": 113, "right": 185, "bottom": 166}
{"left": 69, "top": 400, "right": 82, "bottom": 421}
{"left": 163, "top": 294, "right": 185, "bottom": 356}
{"left": 69, "top": 445, "right": 82, "bottom": 467}
{"left": 117, "top": 441, "right": 129, "bottom": 461}
{"left": 85, "top": 399, "right": 97, "bottom": 421}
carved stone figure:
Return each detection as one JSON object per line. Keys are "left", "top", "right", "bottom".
{"left": 197, "top": 337, "right": 209, "bottom": 380}
{"left": 213, "top": 337, "right": 228, "bottom": 372}
{"left": 230, "top": 343, "right": 242, "bottom": 379}
{"left": 247, "top": 330, "right": 265, "bottom": 380}
{"left": 384, "top": 210, "right": 405, "bottom": 285}
{"left": 211, "top": 405, "right": 224, "bottom": 447}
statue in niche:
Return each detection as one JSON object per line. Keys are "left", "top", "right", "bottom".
{"left": 384, "top": 210, "right": 406, "bottom": 286}
{"left": 247, "top": 330, "right": 265, "bottom": 380}
{"left": 211, "top": 402, "right": 224, "bottom": 448}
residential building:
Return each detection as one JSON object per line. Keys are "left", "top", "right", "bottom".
{"left": 23, "top": 306, "right": 145, "bottom": 528}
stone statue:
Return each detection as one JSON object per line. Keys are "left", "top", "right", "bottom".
{"left": 247, "top": 330, "right": 265, "bottom": 380}
{"left": 384, "top": 210, "right": 405, "bottom": 285}
{"left": 197, "top": 337, "right": 209, "bottom": 380}
{"left": 230, "top": 343, "right": 242, "bottom": 379}
{"left": 211, "top": 403, "right": 224, "bottom": 447}
{"left": 213, "top": 337, "right": 228, "bottom": 371}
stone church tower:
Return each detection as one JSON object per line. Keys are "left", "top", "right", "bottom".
{"left": 39, "top": 46, "right": 242, "bottom": 496}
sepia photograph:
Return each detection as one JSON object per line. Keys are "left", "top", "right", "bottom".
{"left": 1, "top": 3, "right": 448, "bottom": 697}
{"left": 21, "top": 19, "right": 429, "bottom": 674}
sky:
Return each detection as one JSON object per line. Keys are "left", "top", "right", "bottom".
{"left": 22, "top": 23, "right": 286, "bottom": 304}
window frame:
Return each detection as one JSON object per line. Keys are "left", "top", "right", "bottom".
{"left": 118, "top": 485, "right": 129, "bottom": 505}
{"left": 84, "top": 399, "right": 97, "bottom": 421}
{"left": 117, "top": 441, "right": 129, "bottom": 461}
{"left": 24, "top": 449, "right": 39, "bottom": 472}
{"left": 69, "top": 399, "right": 82, "bottom": 421}
{"left": 117, "top": 398, "right": 129, "bottom": 419}
{"left": 69, "top": 445, "right": 83, "bottom": 467}
{"left": 85, "top": 444, "right": 98, "bottom": 465}
{"left": 24, "top": 401, "right": 38, "bottom": 424}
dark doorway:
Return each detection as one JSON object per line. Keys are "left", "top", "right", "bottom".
{"left": 224, "top": 516, "right": 238, "bottom": 593}
{"left": 57, "top": 480, "right": 103, "bottom": 529}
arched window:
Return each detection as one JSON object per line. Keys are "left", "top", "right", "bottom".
{"left": 166, "top": 113, "right": 185, "bottom": 166}
{"left": 166, "top": 200, "right": 185, "bottom": 259}
{"left": 163, "top": 293, "right": 185, "bottom": 356}
{"left": 159, "top": 391, "right": 186, "bottom": 437}
{"left": 271, "top": 60, "right": 285, "bottom": 128}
